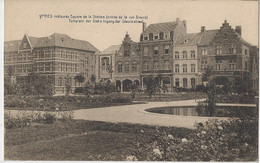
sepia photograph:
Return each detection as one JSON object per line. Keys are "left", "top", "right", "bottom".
{"left": 2, "top": 0, "right": 259, "bottom": 161}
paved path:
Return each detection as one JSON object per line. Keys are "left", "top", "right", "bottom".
{"left": 73, "top": 99, "right": 228, "bottom": 129}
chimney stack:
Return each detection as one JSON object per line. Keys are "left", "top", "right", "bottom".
{"left": 201, "top": 26, "right": 205, "bottom": 33}
{"left": 235, "top": 26, "right": 241, "bottom": 36}
{"left": 176, "top": 17, "right": 180, "bottom": 24}
{"left": 142, "top": 22, "right": 146, "bottom": 32}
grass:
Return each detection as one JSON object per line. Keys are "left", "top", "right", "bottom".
{"left": 5, "top": 120, "right": 192, "bottom": 161}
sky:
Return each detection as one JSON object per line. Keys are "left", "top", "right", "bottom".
{"left": 4, "top": 0, "right": 259, "bottom": 51}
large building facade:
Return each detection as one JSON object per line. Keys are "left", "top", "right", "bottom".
{"left": 5, "top": 19, "right": 258, "bottom": 94}
{"left": 4, "top": 33, "right": 99, "bottom": 94}
{"left": 97, "top": 19, "right": 258, "bottom": 93}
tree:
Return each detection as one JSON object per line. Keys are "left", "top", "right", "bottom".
{"left": 84, "top": 81, "right": 94, "bottom": 97}
{"left": 74, "top": 73, "right": 85, "bottom": 86}
{"left": 90, "top": 74, "right": 96, "bottom": 83}
{"left": 65, "top": 74, "right": 72, "bottom": 96}
{"left": 145, "top": 75, "right": 160, "bottom": 98}
{"left": 128, "top": 83, "right": 140, "bottom": 100}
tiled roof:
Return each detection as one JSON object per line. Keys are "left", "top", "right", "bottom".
{"left": 33, "top": 33, "right": 99, "bottom": 52}
{"left": 4, "top": 33, "right": 99, "bottom": 52}
{"left": 174, "top": 33, "right": 202, "bottom": 46}
{"left": 143, "top": 21, "right": 178, "bottom": 34}
{"left": 4, "top": 40, "right": 21, "bottom": 52}
{"left": 198, "top": 30, "right": 219, "bottom": 46}
{"left": 100, "top": 45, "right": 121, "bottom": 54}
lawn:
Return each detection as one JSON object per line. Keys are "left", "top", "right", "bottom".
{"left": 5, "top": 120, "right": 192, "bottom": 161}
{"left": 5, "top": 119, "right": 258, "bottom": 161}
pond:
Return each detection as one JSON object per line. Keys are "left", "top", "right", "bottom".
{"left": 145, "top": 105, "right": 257, "bottom": 117}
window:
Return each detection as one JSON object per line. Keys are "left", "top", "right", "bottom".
{"left": 118, "top": 62, "right": 123, "bottom": 73}
{"left": 38, "top": 63, "right": 44, "bottom": 72}
{"left": 245, "top": 49, "right": 248, "bottom": 55}
{"left": 154, "top": 35, "right": 158, "bottom": 40}
{"left": 22, "top": 65, "right": 27, "bottom": 73}
{"left": 183, "top": 51, "right": 187, "bottom": 59}
{"left": 159, "top": 32, "right": 164, "bottom": 39}
{"left": 183, "top": 78, "right": 188, "bottom": 88}
{"left": 191, "top": 64, "right": 196, "bottom": 72}
{"left": 164, "top": 60, "right": 170, "bottom": 70}
{"left": 144, "top": 47, "right": 148, "bottom": 56}
{"left": 132, "top": 61, "right": 137, "bottom": 72}
{"left": 61, "top": 50, "right": 64, "bottom": 59}
{"left": 164, "top": 45, "right": 169, "bottom": 54}
{"left": 202, "top": 49, "right": 208, "bottom": 56}
{"left": 149, "top": 33, "right": 153, "bottom": 40}
{"left": 175, "top": 52, "right": 179, "bottom": 59}
{"left": 154, "top": 46, "right": 159, "bottom": 55}
{"left": 17, "top": 65, "right": 22, "bottom": 73}
{"left": 175, "top": 78, "right": 179, "bottom": 87}
{"left": 153, "top": 61, "right": 159, "bottom": 70}
{"left": 163, "top": 77, "right": 170, "bottom": 85}
{"left": 175, "top": 64, "right": 179, "bottom": 73}
{"left": 144, "top": 35, "right": 148, "bottom": 40}
{"left": 216, "top": 45, "right": 222, "bottom": 55}
{"left": 23, "top": 43, "right": 26, "bottom": 48}
{"left": 143, "top": 61, "right": 149, "bottom": 70}
{"left": 183, "top": 64, "right": 187, "bottom": 73}
{"left": 124, "top": 49, "right": 130, "bottom": 57}
{"left": 216, "top": 60, "right": 222, "bottom": 70}
{"left": 45, "top": 50, "right": 51, "bottom": 58}
{"left": 229, "top": 44, "right": 236, "bottom": 54}
{"left": 245, "top": 61, "right": 248, "bottom": 70}
{"left": 191, "top": 78, "right": 196, "bottom": 88}
{"left": 190, "top": 51, "right": 196, "bottom": 58}
{"left": 45, "top": 62, "right": 51, "bottom": 71}
{"left": 125, "top": 62, "right": 130, "bottom": 72}
{"left": 58, "top": 77, "right": 62, "bottom": 86}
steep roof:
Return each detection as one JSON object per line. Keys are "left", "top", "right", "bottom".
{"left": 4, "top": 33, "right": 99, "bottom": 52}
{"left": 100, "top": 45, "right": 121, "bottom": 54}
{"left": 174, "top": 33, "right": 202, "bottom": 46}
{"left": 198, "top": 30, "right": 219, "bottom": 46}
{"left": 4, "top": 40, "right": 21, "bottom": 52}
{"left": 143, "top": 21, "right": 178, "bottom": 34}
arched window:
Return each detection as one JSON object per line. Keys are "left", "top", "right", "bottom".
{"left": 125, "top": 61, "right": 130, "bottom": 72}
{"left": 183, "top": 51, "right": 187, "bottom": 59}
{"left": 190, "top": 51, "right": 196, "bottom": 58}
{"left": 175, "top": 64, "right": 179, "bottom": 73}
{"left": 117, "top": 62, "right": 123, "bottom": 73}
{"left": 143, "top": 61, "right": 149, "bottom": 70}
{"left": 191, "top": 64, "right": 196, "bottom": 73}
{"left": 132, "top": 61, "right": 137, "bottom": 72}
{"left": 183, "top": 64, "right": 187, "bottom": 73}
{"left": 164, "top": 60, "right": 170, "bottom": 70}
{"left": 175, "top": 52, "right": 179, "bottom": 59}
{"left": 153, "top": 61, "right": 159, "bottom": 70}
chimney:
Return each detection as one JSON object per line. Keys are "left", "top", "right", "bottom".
{"left": 142, "top": 22, "right": 146, "bottom": 32}
{"left": 176, "top": 17, "right": 180, "bottom": 24}
{"left": 235, "top": 26, "right": 241, "bottom": 36}
{"left": 201, "top": 26, "right": 205, "bottom": 33}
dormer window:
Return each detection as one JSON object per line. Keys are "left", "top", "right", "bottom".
{"left": 154, "top": 35, "right": 158, "bottom": 40}
{"left": 149, "top": 33, "right": 153, "bottom": 40}
{"left": 144, "top": 35, "right": 148, "bottom": 40}
{"left": 159, "top": 32, "right": 164, "bottom": 39}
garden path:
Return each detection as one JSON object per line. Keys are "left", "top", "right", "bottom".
{"left": 73, "top": 99, "right": 228, "bottom": 129}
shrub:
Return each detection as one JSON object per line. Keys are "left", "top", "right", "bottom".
{"left": 4, "top": 112, "right": 32, "bottom": 129}
{"left": 144, "top": 118, "right": 258, "bottom": 161}
{"left": 43, "top": 113, "right": 56, "bottom": 124}
{"left": 74, "top": 87, "right": 84, "bottom": 93}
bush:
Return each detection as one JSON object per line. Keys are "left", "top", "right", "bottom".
{"left": 43, "top": 113, "right": 56, "bottom": 124}
{"left": 59, "top": 110, "right": 74, "bottom": 122}
{"left": 74, "top": 87, "right": 84, "bottom": 93}
{"left": 4, "top": 112, "right": 32, "bottom": 129}
{"left": 144, "top": 118, "right": 258, "bottom": 161}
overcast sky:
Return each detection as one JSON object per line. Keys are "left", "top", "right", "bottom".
{"left": 4, "top": 0, "right": 258, "bottom": 51}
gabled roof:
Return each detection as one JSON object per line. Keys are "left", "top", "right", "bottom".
{"left": 100, "top": 45, "right": 121, "bottom": 55}
{"left": 198, "top": 30, "right": 219, "bottom": 46}
{"left": 4, "top": 40, "right": 21, "bottom": 52}
{"left": 4, "top": 33, "right": 99, "bottom": 52}
{"left": 174, "top": 33, "right": 202, "bottom": 46}
{"left": 143, "top": 21, "right": 178, "bottom": 34}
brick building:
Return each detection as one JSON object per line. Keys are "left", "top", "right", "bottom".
{"left": 4, "top": 33, "right": 99, "bottom": 94}
{"left": 139, "top": 18, "right": 187, "bottom": 91}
